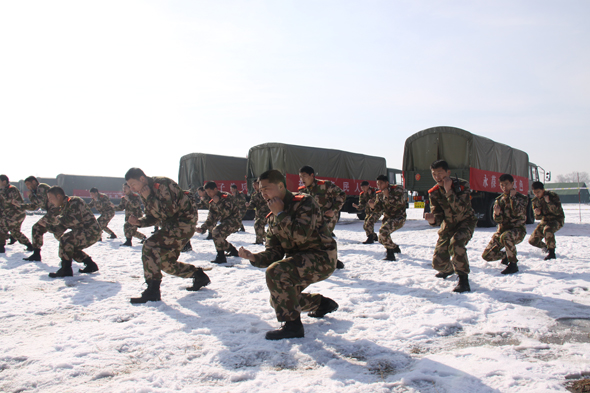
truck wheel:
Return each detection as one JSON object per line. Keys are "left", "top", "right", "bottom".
{"left": 525, "top": 198, "right": 535, "bottom": 224}
{"left": 477, "top": 195, "right": 496, "bottom": 228}
{"left": 357, "top": 212, "right": 366, "bottom": 220}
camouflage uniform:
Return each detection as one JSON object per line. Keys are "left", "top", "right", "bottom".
{"left": 200, "top": 191, "right": 241, "bottom": 251}
{"left": 372, "top": 185, "right": 406, "bottom": 250}
{"left": 250, "top": 191, "right": 337, "bottom": 322}
{"left": 87, "top": 193, "right": 116, "bottom": 237}
{"left": 46, "top": 196, "right": 101, "bottom": 262}
{"left": 136, "top": 177, "right": 200, "bottom": 281}
{"left": 249, "top": 189, "right": 271, "bottom": 243}
{"left": 195, "top": 197, "right": 209, "bottom": 210}
{"left": 428, "top": 180, "right": 478, "bottom": 275}
{"left": 0, "top": 185, "right": 32, "bottom": 247}
{"left": 22, "top": 183, "right": 65, "bottom": 248}
{"left": 482, "top": 192, "right": 528, "bottom": 263}
{"left": 114, "top": 193, "right": 147, "bottom": 241}
{"left": 298, "top": 179, "right": 346, "bottom": 232}
{"left": 529, "top": 190, "right": 565, "bottom": 250}
{"left": 234, "top": 191, "right": 247, "bottom": 230}
{"left": 357, "top": 186, "right": 381, "bottom": 238}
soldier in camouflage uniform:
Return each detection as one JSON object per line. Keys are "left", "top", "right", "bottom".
{"left": 368, "top": 175, "right": 406, "bottom": 261}
{"left": 22, "top": 176, "right": 66, "bottom": 261}
{"left": 87, "top": 188, "right": 117, "bottom": 239}
{"left": 195, "top": 186, "right": 213, "bottom": 240}
{"left": 246, "top": 180, "right": 271, "bottom": 244}
{"left": 125, "top": 168, "right": 210, "bottom": 303}
{"left": 196, "top": 181, "right": 241, "bottom": 264}
{"left": 528, "top": 181, "right": 565, "bottom": 260}
{"left": 115, "top": 183, "right": 147, "bottom": 247}
{"left": 238, "top": 170, "right": 338, "bottom": 340}
{"left": 298, "top": 165, "right": 346, "bottom": 269}
{"left": 352, "top": 181, "right": 380, "bottom": 244}
{"left": 0, "top": 175, "right": 34, "bottom": 253}
{"left": 230, "top": 184, "right": 247, "bottom": 232}
{"left": 482, "top": 174, "right": 529, "bottom": 275}
{"left": 42, "top": 186, "right": 101, "bottom": 277}
{"left": 425, "top": 160, "right": 477, "bottom": 293}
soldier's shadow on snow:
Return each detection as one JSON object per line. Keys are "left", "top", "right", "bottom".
{"left": 37, "top": 272, "right": 122, "bottom": 306}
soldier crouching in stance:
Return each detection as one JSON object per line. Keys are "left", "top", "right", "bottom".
{"left": 125, "top": 168, "right": 210, "bottom": 304}
{"left": 238, "top": 170, "right": 338, "bottom": 340}
{"left": 44, "top": 186, "right": 101, "bottom": 277}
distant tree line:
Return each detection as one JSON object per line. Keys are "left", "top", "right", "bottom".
{"left": 555, "top": 172, "right": 590, "bottom": 184}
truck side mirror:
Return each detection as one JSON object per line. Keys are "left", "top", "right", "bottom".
{"left": 545, "top": 172, "right": 551, "bottom": 182}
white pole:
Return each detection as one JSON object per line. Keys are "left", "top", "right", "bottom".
{"left": 578, "top": 172, "right": 582, "bottom": 223}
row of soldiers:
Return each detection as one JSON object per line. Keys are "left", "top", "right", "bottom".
{"left": 0, "top": 160, "right": 564, "bottom": 340}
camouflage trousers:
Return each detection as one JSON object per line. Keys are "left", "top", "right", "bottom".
{"left": 529, "top": 219, "right": 563, "bottom": 250}
{"left": 433, "top": 220, "right": 476, "bottom": 275}
{"left": 254, "top": 211, "right": 269, "bottom": 243}
{"left": 142, "top": 222, "right": 197, "bottom": 281}
{"left": 97, "top": 212, "right": 116, "bottom": 237}
{"left": 124, "top": 221, "right": 146, "bottom": 240}
{"left": 266, "top": 248, "right": 337, "bottom": 322}
{"left": 0, "top": 212, "right": 31, "bottom": 246}
{"left": 32, "top": 213, "right": 65, "bottom": 249}
{"left": 59, "top": 228, "right": 101, "bottom": 262}
{"left": 212, "top": 218, "right": 241, "bottom": 251}
{"left": 482, "top": 227, "right": 527, "bottom": 263}
{"left": 378, "top": 217, "right": 406, "bottom": 249}
{"left": 363, "top": 212, "right": 381, "bottom": 238}
{"left": 325, "top": 214, "right": 339, "bottom": 233}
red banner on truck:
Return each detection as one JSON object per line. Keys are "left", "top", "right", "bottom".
{"left": 469, "top": 168, "right": 529, "bottom": 194}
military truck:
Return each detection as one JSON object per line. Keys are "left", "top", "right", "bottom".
{"left": 402, "top": 126, "right": 547, "bottom": 227}
{"left": 246, "top": 142, "right": 388, "bottom": 217}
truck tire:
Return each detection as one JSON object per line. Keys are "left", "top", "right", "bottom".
{"left": 525, "top": 198, "right": 535, "bottom": 224}
{"left": 477, "top": 195, "right": 496, "bottom": 228}
{"left": 357, "top": 212, "right": 366, "bottom": 220}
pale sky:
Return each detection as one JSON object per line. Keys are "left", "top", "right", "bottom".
{"left": 1, "top": 0, "right": 588, "bottom": 183}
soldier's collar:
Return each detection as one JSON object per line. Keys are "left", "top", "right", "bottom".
{"left": 283, "top": 190, "right": 295, "bottom": 207}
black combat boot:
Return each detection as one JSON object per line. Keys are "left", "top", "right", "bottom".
{"left": 308, "top": 296, "right": 339, "bottom": 318}
{"left": 152, "top": 227, "right": 159, "bottom": 234}
{"left": 265, "top": 317, "right": 305, "bottom": 340}
{"left": 226, "top": 244, "right": 239, "bottom": 257}
{"left": 186, "top": 268, "right": 211, "bottom": 291}
{"left": 383, "top": 249, "right": 396, "bottom": 261}
{"left": 0, "top": 243, "right": 5, "bottom": 254}
{"left": 254, "top": 240, "right": 264, "bottom": 245}
{"left": 139, "top": 238, "right": 146, "bottom": 244}
{"left": 392, "top": 245, "right": 401, "bottom": 254}
{"left": 435, "top": 271, "right": 454, "bottom": 279}
{"left": 544, "top": 249, "right": 556, "bottom": 260}
{"left": 24, "top": 248, "right": 42, "bottom": 262}
{"left": 336, "top": 260, "right": 345, "bottom": 269}
{"left": 49, "top": 260, "right": 73, "bottom": 278}
{"left": 25, "top": 243, "right": 34, "bottom": 252}
{"left": 239, "top": 225, "right": 245, "bottom": 232}
{"left": 206, "top": 231, "right": 213, "bottom": 240}
{"left": 79, "top": 257, "right": 99, "bottom": 273}
{"left": 501, "top": 261, "right": 519, "bottom": 274}
{"left": 362, "top": 235, "right": 374, "bottom": 244}
{"left": 121, "top": 238, "right": 133, "bottom": 247}
{"left": 130, "top": 280, "right": 161, "bottom": 304}
{"left": 181, "top": 241, "right": 193, "bottom": 253}
{"left": 211, "top": 250, "right": 227, "bottom": 264}
{"left": 500, "top": 257, "right": 509, "bottom": 265}
{"left": 9, "top": 236, "right": 17, "bottom": 245}
{"left": 108, "top": 233, "right": 117, "bottom": 239}
{"left": 453, "top": 273, "right": 471, "bottom": 293}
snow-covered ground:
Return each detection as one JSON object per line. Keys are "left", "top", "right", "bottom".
{"left": 2, "top": 205, "right": 590, "bottom": 393}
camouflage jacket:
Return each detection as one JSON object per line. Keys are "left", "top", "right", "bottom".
{"left": 195, "top": 196, "right": 209, "bottom": 210}
{"left": 114, "top": 193, "right": 144, "bottom": 219}
{"left": 428, "top": 179, "right": 477, "bottom": 228}
{"left": 233, "top": 191, "right": 247, "bottom": 216}
{"left": 137, "top": 177, "right": 197, "bottom": 228}
{"left": 200, "top": 191, "right": 240, "bottom": 232}
{"left": 494, "top": 192, "right": 528, "bottom": 231}
{"left": 252, "top": 190, "right": 336, "bottom": 268}
{"left": 532, "top": 190, "right": 564, "bottom": 222}
{"left": 372, "top": 185, "right": 406, "bottom": 220}
{"left": 248, "top": 190, "right": 271, "bottom": 216}
{"left": 0, "top": 185, "right": 27, "bottom": 218}
{"left": 298, "top": 179, "right": 346, "bottom": 214}
{"left": 357, "top": 186, "right": 377, "bottom": 213}
{"left": 22, "top": 183, "right": 53, "bottom": 211}
{"left": 87, "top": 193, "right": 115, "bottom": 215}
{"left": 49, "top": 196, "right": 101, "bottom": 235}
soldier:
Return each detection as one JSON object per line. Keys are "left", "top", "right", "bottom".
{"left": 125, "top": 168, "right": 210, "bottom": 303}
{"left": 115, "top": 183, "right": 147, "bottom": 247}
{"left": 196, "top": 181, "right": 241, "bottom": 264}
{"left": 352, "top": 181, "right": 380, "bottom": 244}
{"left": 230, "top": 184, "right": 247, "bottom": 232}
{"left": 43, "top": 186, "right": 101, "bottom": 277}
{"left": 425, "top": 160, "right": 477, "bottom": 293}
{"left": 238, "top": 170, "right": 338, "bottom": 340}
{"left": 195, "top": 186, "right": 213, "bottom": 240}
{"left": 87, "top": 187, "right": 117, "bottom": 239}
{"left": 22, "top": 176, "right": 66, "bottom": 261}
{"left": 368, "top": 175, "right": 406, "bottom": 261}
{"left": 298, "top": 166, "right": 346, "bottom": 269}
{"left": 0, "top": 174, "right": 34, "bottom": 253}
{"left": 246, "top": 180, "right": 271, "bottom": 244}
{"left": 528, "top": 181, "right": 564, "bottom": 260}
{"left": 482, "top": 174, "right": 528, "bottom": 275}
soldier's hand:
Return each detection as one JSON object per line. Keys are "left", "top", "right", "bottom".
{"left": 424, "top": 212, "right": 436, "bottom": 224}
{"left": 493, "top": 204, "right": 502, "bottom": 215}
{"left": 212, "top": 195, "right": 220, "bottom": 203}
{"left": 368, "top": 199, "right": 375, "bottom": 208}
{"left": 129, "top": 215, "right": 140, "bottom": 226}
{"left": 352, "top": 203, "right": 359, "bottom": 209}
{"left": 238, "top": 246, "right": 255, "bottom": 261}
{"left": 245, "top": 202, "right": 250, "bottom": 208}
{"left": 443, "top": 177, "right": 453, "bottom": 193}
{"left": 196, "top": 228, "right": 203, "bottom": 234}
{"left": 544, "top": 195, "right": 550, "bottom": 203}
{"left": 534, "top": 208, "right": 541, "bottom": 215}
{"left": 267, "top": 196, "right": 284, "bottom": 215}
{"left": 140, "top": 185, "right": 151, "bottom": 199}
{"left": 382, "top": 188, "right": 389, "bottom": 197}
{"left": 325, "top": 209, "right": 335, "bottom": 218}
{"left": 510, "top": 189, "right": 517, "bottom": 197}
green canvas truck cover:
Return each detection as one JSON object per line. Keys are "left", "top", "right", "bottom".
{"left": 178, "top": 153, "right": 248, "bottom": 194}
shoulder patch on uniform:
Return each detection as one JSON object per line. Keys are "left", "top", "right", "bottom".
{"left": 266, "top": 212, "right": 273, "bottom": 218}
{"left": 154, "top": 183, "right": 160, "bottom": 190}
{"left": 317, "top": 180, "right": 325, "bottom": 185}
{"left": 360, "top": 191, "right": 365, "bottom": 195}
{"left": 221, "top": 194, "right": 228, "bottom": 198}
{"left": 428, "top": 185, "right": 440, "bottom": 193}
{"left": 293, "top": 194, "right": 305, "bottom": 201}
{"left": 298, "top": 185, "right": 306, "bottom": 190}
{"left": 376, "top": 190, "right": 383, "bottom": 194}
